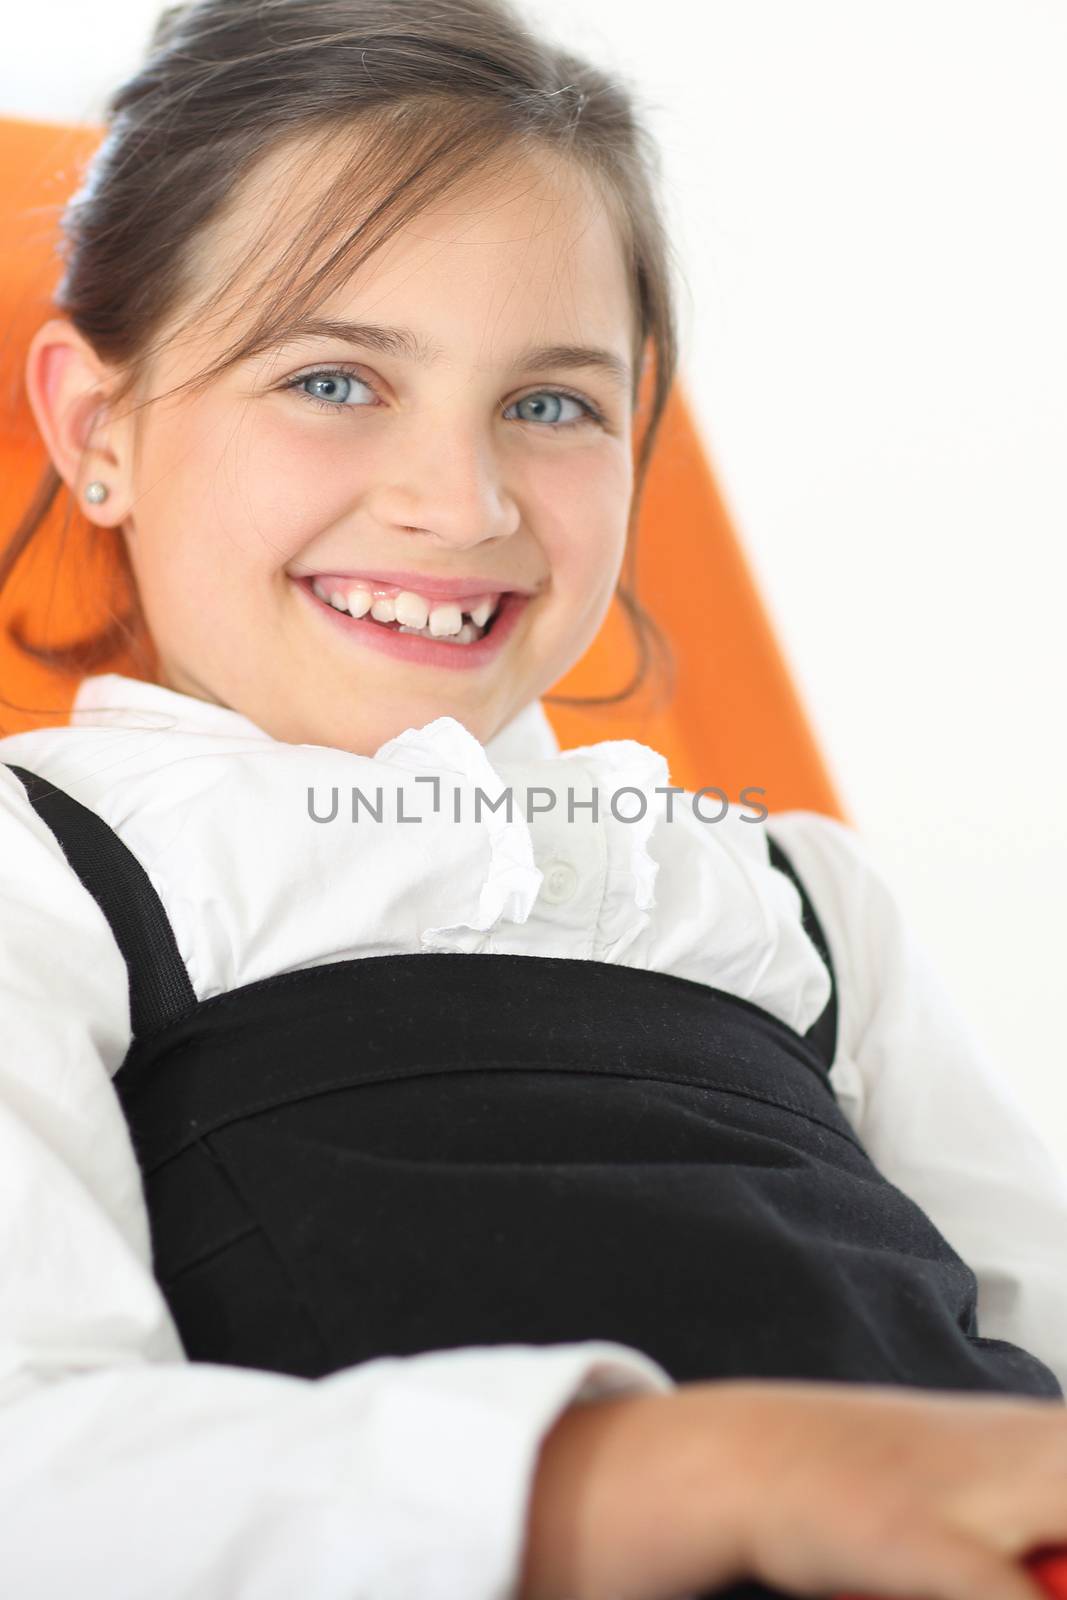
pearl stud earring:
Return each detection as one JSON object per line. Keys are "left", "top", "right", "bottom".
{"left": 85, "top": 481, "right": 110, "bottom": 504}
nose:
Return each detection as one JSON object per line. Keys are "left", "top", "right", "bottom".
{"left": 370, "top": 422, "right": 519, "bottom": 550}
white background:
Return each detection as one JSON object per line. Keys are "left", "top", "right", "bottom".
{"left": 2, "top": 1, "right": 1065, "bottom": 1164}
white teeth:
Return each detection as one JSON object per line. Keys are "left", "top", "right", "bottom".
{"left": 397, "top": 620, "right": 481, "bottom": 645}
{"left": 310, "top": 577, "right": 501, "bottom": 637}
{"left": 427, "top": 602, "right": 463, "bottom": 637}
{"left": 394, "top": 590, "right": 430, "bottom": 629}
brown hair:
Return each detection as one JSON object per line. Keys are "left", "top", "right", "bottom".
{"left": 1, "top": 0, "right": 682, "bottom": 717}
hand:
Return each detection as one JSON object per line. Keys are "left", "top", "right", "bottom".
{"left": 702, "top": 1379, "right": 1067, "bottom": 1600}
{"left": 837, "top": 1548, "right": 1067, "bottom": 1600}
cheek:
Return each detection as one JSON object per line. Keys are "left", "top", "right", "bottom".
{"left": 125, "top": 406, "right": 298, "bottom": 582}
{"left": 533, "top": 445, "right": 631, "bottom": 559}
{"left": 133, "top": 549, "right": 216, "bottom": 633}
{"left": 214, "top": 405, "right": 363, "bottom": 551}
{"left": 539, "top": 536, "right": 624, "bottom": 652}
{"left": 539, "top": 493, "right": 627, "bottom": 586}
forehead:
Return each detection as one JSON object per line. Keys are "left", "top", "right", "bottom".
{"left": 178, "top": 126, "right": 634, "bottom": 359}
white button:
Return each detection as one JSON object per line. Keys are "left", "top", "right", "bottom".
{"left": 541, "top": 859, "right": 579, "bottom": 905}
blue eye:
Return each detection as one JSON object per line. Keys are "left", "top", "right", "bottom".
{"left": 280, "top": 364, "right": 605, "bottom": 430}
{"left": 508, "top": 390, "right": 601, "bottom": 429}
{"left": 292, "top": 371, "right": 369, "bottom": 408}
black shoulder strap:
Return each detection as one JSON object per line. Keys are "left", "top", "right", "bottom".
{"left": 765, "top": 830, "right": 839, "bottom": 1071}
{"left": 4, "top": 763, "right": 196, "bottom": 1038}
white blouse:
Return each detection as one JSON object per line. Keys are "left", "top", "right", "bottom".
{"left": 0, "top": 670, "right": 1064, "bottom": 1599}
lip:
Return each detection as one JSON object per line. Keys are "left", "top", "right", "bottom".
{"left": 296, "top": 568, "right": 538, "bottom": 603}
{"left": 291, "top": 575, "right": 531, "bottom": 672}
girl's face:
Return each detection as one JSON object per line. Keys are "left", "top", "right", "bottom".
{"left": 35, "top": 137, "right": 637, "bottom": 755}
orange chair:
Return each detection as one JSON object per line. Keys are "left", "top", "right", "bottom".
{"left": 1, "top": 113, "right": 1064, "bottom": 1600}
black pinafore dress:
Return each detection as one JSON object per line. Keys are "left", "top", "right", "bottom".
{"left": 9, "top": 762, "right": 1061, "bottom": 1600}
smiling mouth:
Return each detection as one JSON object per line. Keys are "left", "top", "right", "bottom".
{"left": 307, "top": 576, "right": 508, "bottom": 645}
{"left": 293, "top": 574, "right": 538, "bottom": 664}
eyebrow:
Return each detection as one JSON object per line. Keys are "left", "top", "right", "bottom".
{"left": 259, "top": 317, "right": 633, "bottom": 395}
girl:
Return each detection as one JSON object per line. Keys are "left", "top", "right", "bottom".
{"left": 0, "top": 3, "right": 1065, "bottom": 1598}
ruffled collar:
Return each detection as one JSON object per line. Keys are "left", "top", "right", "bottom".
{"left": 65, "top": 674, "right": 833, "bottom": 1042}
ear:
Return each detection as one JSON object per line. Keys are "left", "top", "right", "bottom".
{"left": 23, "top": 318, "right": 134, "bottom": 527}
